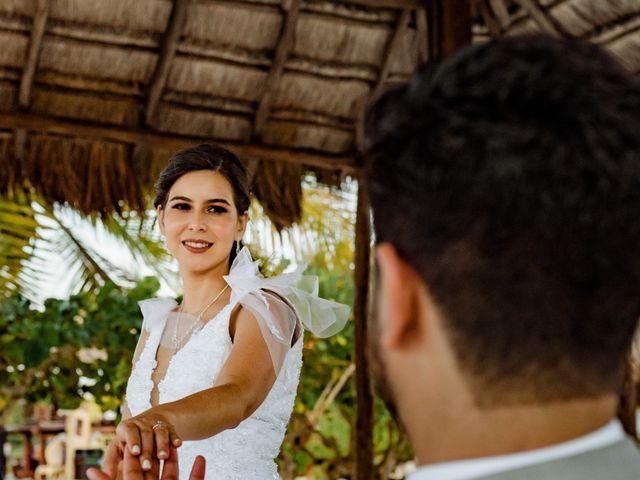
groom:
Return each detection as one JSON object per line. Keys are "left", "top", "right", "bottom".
{"left": 363, "top": 34, "right": 640, "bottom": 478}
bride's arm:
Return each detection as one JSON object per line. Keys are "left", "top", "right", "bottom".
{"left": 110, "top": 306, "right": 278, "bottom": 471}
{"left": 121, "top": 328, "right": 150, "bottom": 421}
{"left": 101, "top": 328, "right": 155, "bottom": 476}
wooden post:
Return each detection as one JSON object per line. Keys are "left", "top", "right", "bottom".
{"left": 422, "top": 0, "right": 472, "bottom": 60}
{"left": 440, "top": 0, "right": 472, "bottom": 56}
{"left": 354, "top": 177, "right": 373, "bottom": 479}
{"left": 351, "top": 4, "right": 472, "bottom": 478}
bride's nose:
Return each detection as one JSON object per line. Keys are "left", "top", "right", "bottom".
{"left": 188, "top": 211, "right": 207, "bottom": 231}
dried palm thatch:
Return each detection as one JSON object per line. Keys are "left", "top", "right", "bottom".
{"left": 473, "top": 0, "right": 640, "bottom": 76}
{"left": 252, "top": 160, "right": 304, "bottom": 231}
{"left": 0, "top": 0, "right": 637, "bottom": 228}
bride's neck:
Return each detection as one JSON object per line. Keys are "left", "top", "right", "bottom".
{"left": 180, "top": 267, "right": 230, "bottom": 315}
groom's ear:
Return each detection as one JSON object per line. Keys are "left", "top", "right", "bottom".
{"left": 375, "top": 243, "right": 422, "bottom": 351}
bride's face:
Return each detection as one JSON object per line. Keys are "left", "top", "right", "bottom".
{"left": 158, "top": 170, "right": 248, "bottom": 274}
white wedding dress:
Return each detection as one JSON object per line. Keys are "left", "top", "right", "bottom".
{"left": 125, "top": 248, "right": 349, "bottom": 479}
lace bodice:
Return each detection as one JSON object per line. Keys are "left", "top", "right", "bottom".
{"left": 124, "top": 249, "right": 350, "bottom": 479}
{"left": 126, "top": 297, "right": 302, "bottom": 479}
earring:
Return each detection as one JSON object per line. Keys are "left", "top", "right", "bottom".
{"left": 236, "top": 240, "right": 241, "bottom": 255}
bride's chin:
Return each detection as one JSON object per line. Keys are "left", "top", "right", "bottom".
{"left": 181, "top": 258, "right": 226, "bottom": 274}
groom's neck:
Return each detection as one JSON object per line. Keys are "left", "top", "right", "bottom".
{"left": 408, "top": 394, "right": 618, "bottom": 465}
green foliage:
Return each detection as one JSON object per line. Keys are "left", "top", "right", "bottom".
{"left": 0, "top": 276, "right": 160, "bottom": 420}
{"left": 0, "top": 198, "right": 41, "bottom": 297}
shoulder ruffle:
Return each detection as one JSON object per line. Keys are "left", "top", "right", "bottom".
{"left": 137, "top": 297, "right": 178, "bottom": 333}
{"left": 223, "top": 248, "right": 350, "bottom": 373}
{"left": 224, "top": 247, "right": 350, "bottom": 338}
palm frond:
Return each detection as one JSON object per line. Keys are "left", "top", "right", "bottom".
{"left": 0, "top": 198, "right": 40, "bottom": 296}
{"left": 98, "top": 211, "right": 176, "bottom": 286}
{"left": 2, "top": 199, "right": 172, "bottom": 298}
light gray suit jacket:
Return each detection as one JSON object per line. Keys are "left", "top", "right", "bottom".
{"left": 476, "top": 438, "right": 640, "bottom": 480}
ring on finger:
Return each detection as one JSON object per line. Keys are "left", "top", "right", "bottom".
{"left": 152, "top": 420, "right": 169, "bottom": 431}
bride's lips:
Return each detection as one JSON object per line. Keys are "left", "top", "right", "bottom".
{"left": 182, "top": 239, "right": 213, "bottom": 254}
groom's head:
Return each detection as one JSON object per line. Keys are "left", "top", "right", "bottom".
{"left": 363, "top": 36, "right": 640, "bottom": 419}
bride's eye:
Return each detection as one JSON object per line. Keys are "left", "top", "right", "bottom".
{"left": 172, "top": 203, "right": 190, "bottom": 210}
{"left": 208, "top": 205, "right": 228, "bottom": 214}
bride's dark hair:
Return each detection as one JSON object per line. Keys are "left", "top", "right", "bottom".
{"left": 154, "top": 143, "right": 250, "bottom": 267}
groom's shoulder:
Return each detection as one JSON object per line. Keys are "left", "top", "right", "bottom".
{"left": 477, "top": 438, "right": 640, "bottom": 480}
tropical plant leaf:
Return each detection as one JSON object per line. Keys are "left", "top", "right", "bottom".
{"left": 0, "top": 198, "right": 39, "bottom": 296}
{"left": 0, "top": 196, "right": 175, "bottom": 298}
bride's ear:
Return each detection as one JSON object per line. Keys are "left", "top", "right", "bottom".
{"left": 237, "top": 211, "right": 249, "bottom": 236}
{"left": 157, "top": 205, "right": 165, "bottom": 234}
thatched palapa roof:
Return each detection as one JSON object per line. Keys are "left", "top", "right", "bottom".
{"left": 0, "top": 0, "right": 638, "bottom": 227}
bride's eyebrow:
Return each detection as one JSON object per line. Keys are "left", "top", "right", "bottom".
{"left": 169, "top": 196, "right": 231, "bottom": 206}
{"left": 169, "top": 195, "right": 192, "bottom": 202}
{"left": 205, "top": 199, "right": 231, "bottom": 206}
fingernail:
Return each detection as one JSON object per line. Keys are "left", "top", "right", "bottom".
{"left": 158, "top": 450, "right": 168, "bottom": 459}
{"left": 142, "top": 459, "right": 151, "bottom": 470}
{"left": 131, "top": 445, "right": 141, "bottom": 455}
{"left": 173, "top": 438, "right": 182, "bottom": 446}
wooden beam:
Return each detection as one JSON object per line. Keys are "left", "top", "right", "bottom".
{"left": 0, "top": 112, "right": 357, "bottom": 171}
{"left": 374, "top": 9, "right": 411, "bottom": 95}
{"left": 323, "top": 0, "right": 420, "bottom": 8}
{"left": 479, "top": 0, "right": 502, "bottom": 38}
{"left": 488, "top": 0, "right": 510, "bottom": 29}
{"left": 513, "top": 0, "right": 565, "bottom": 37}
{"left": 253, "top": 0, "right": 301, "bottom": 139}
{"left": 18, "top": 0, "right": 48, "bottom": 109}
{"left": 416, "top": 7, "right": 429, "bottom": 63}
{"left": 145, "top": 0, "right": 190, "bottom": 126}
{"left": 232, "top": 0, "right": 419, "bottom": 8}
{"left": 353, "top": 176, "right": 373, "bottom": 480}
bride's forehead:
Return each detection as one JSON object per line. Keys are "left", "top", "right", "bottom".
{"left": 170, "top": 170, "right": 234, "bottom": 198}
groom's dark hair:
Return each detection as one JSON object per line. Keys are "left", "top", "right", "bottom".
{"left": 363, "top": 35, "right": 640, "bottom": 406}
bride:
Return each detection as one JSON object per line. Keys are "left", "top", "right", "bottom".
{"left": 93, "top": 144, "right": 349, "bottom": 479}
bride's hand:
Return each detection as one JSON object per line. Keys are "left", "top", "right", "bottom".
{"left": 113, "top": 413, "right": 182, "bottom": 472}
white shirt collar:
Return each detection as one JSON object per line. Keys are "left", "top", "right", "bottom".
{"left": 408, "top": 420, "right": 625, "bottom": 480}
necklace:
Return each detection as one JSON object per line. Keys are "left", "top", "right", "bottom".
{"left": 172, "top": 284, "right": 230, "bottom": 351}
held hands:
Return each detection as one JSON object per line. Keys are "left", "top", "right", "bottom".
{"left": 104, "top": 412, "right": 183, "bottom": 475}
{"left": 87, "top": 446, "right": 205, "bottom": 480}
